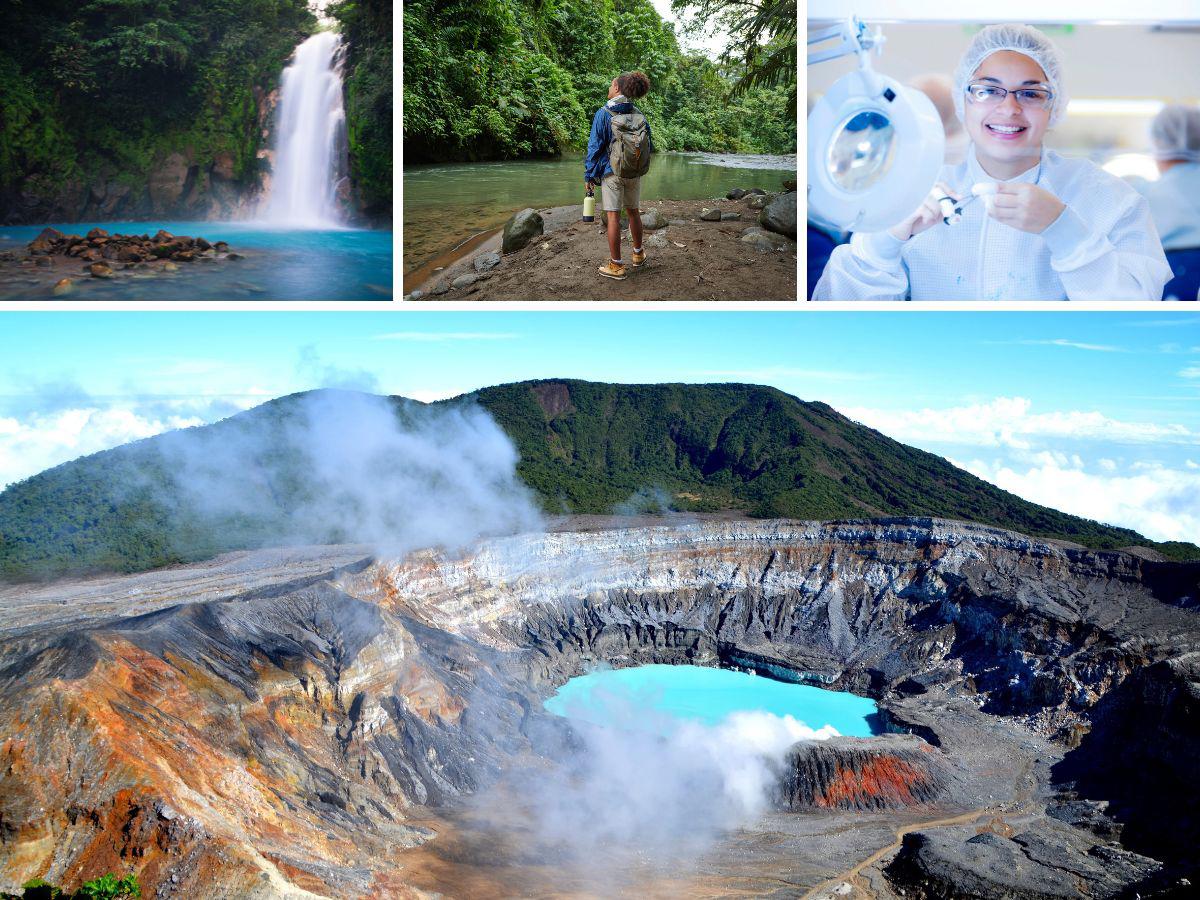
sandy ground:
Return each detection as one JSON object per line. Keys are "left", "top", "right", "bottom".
{"left": 406, "top": 197, "right": 797, "bottom": 302}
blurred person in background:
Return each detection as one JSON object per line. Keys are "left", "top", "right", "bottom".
{"left": 1142, "top": 104, "right": 1200, "bottom": 300}
{"left": 814, "top": 25, "right": 1171, "bottom": 300}
{"left": 910, "top": 74, "right": 969, "bottom": 165}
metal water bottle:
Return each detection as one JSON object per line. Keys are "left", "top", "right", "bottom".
{"left": 582, "top": 184, "right": 595, "bottom": 222}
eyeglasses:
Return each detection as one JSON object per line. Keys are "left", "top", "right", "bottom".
{"left": 965, "top": 83, "right": 1053, "bottom": 110}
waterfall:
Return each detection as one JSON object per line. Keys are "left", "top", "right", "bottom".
{"left": 265, "top": 32, "right": 347, "bottom": 227}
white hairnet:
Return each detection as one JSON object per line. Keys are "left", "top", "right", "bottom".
{"left": 1150, "top": 104, "right": 1200, "bottom": 162}
{"left": 953, "top": 24, "right": 1068, "bottom": 127}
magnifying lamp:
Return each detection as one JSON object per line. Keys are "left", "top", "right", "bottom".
{"left": 808, "top": 18, "right": 945, "bottom": 232}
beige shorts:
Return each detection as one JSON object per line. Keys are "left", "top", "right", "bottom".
{"left": 601, "top": 173, "right": 641, "bottom": 212}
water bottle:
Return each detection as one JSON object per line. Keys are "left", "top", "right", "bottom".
{"left": 582, "top": 184, "right": 595, "bottom": 222}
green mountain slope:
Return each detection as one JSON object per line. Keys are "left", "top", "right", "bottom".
{"left": 1, "top": 381, "right": 1194, "bottom": 582}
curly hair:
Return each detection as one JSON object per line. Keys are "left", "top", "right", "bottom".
{"left": 617, "top": 71, "right": 651, "bottom": 99}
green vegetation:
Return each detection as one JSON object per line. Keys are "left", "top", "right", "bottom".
{"left": 2, "top": 872, "right": 139, "bottom": 900}
{"left": 0, "top": 0, "right": 316, "bottom": 216}
{"left": 401, "top": 0, "right": 797, "bottom": 162}
{"left": 330, "top": 0, "right": 392, "bottom": 218}
{"left": 1, "top": 382, "right": 1195, "bottom": 583}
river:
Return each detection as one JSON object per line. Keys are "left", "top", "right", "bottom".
{"left": 403, "top": 152, "right": 796, "bottom": 279}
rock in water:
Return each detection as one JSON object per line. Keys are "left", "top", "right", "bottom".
{"left": 700, "top": 208, "right": 722, "bottom": 221}
{"left": 760, "top": 191, "right": 797, "bottom": 238}
{"left": 52, "top": 278, "right": 73, "bottom": 296}
{"left": 473, "top": 251, "right": 501, "bottom": 273}
{"left": 88, "top": 263, "right": 114, "bottom": 279}
{"left": 502, "top": 208, "right": 544, "bottom": 254}
{"left": 28, "top": 227, "right": 65, "bottom": 253}
{"left": 640, "top": 208, "right": 668, "bottom": 230}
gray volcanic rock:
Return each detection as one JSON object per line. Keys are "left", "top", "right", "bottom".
{"left": 760, "top": 190, "right": 797, "bottom": 238}
{"left": 885, "top": 823, "right": 1167, "bottom": 900}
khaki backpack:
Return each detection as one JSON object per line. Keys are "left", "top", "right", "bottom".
{"left": 608, "top": 107, "right": 652, "bottom": 178}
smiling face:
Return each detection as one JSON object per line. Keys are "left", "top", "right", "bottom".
{"left": 962, "top": 50, "right": 1051, "bottom": 178}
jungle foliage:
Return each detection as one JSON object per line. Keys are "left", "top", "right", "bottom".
{"left": 0, "top": 0, "right": 317, "bottom": 210}
{"left": 402, "top": 0, "right": 797, "bottom": 161}
{"left": 1, "top": 382, "right": 1195, "bottom": 583}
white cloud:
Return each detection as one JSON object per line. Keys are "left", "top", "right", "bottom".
{"left": 402, "top": 388, "right": 471, "bottom": 404}
{"left": 0, "top": 406, "right": 209, "bottom": 489}
{"left": 1000, "top": 339, "right": 1125, "bottom": 352}
{"left": 842, "top": 397, "right": 1197, "bottom": 449}
{"left": 1180, "top": 366, "right": 1200, "bottom": 379}
{"left": 961, "top": 456, "right": 1200, "bottom": 544}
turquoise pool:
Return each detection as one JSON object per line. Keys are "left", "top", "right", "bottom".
{"left": 544, "top": 664, "right": 879, "bottom": 738}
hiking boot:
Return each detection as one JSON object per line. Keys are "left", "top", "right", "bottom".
{"left": 598, "top": 260, "right": 627, "bottom": 280}
{"left": 631, "top": 248, "right": 646, "bottom": 267}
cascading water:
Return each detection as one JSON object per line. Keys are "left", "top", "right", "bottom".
{"left": 265, "top": 31, "right": 348, "bottom": 227}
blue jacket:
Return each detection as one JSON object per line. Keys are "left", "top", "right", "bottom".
{"left": 585, "top": 100, "right": 653, "bottom": 184}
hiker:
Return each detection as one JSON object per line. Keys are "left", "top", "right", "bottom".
{"left": 585, "top": 71, "right": 653, "bottom": 280}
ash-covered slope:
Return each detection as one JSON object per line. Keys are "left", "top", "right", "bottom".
{"left": 1, "top": 518, "right": 1196, "bottom": 898}
{"left": 3, "top": 381, "right": 1195, "bottom": 583}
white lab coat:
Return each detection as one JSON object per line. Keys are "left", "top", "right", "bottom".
{"left": 813, "top": 147, "right": 1172, "bottom": 300}
{"left": 1141, "top": 161, "right": 1200, "bottom": 252}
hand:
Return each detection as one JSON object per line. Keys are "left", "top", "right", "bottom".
{"left": 887, "top": 181, "right": 957, "bottom": 241}
{"left": 988, "top": 182, "right": 1066, "bottom": 233}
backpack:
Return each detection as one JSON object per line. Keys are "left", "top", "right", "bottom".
{"left": 608, "top": 107, "right": 652, "bottom": 178}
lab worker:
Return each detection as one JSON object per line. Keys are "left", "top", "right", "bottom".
{"left": 814, "top": 25, "right": 1172, "bottom": 301}
{"left": 1143, "top": 105, "right": 1200, "bottom": 251}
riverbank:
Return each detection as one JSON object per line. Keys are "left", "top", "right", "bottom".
{"left": 406, "top": 195, "right": 796, "bottom": 302}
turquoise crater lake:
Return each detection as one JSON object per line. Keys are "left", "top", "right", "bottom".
{"left": 544, "top": 664, "right": 879, "bottom": 738}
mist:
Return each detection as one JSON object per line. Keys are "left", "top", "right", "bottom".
{"left": 478, "top": 680, "right": 838, "bottom": 890}
{"left": 148, "top": 389, "right": 544, "bottom": 559}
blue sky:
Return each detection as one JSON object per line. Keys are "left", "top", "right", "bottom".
{"left": 1, "top": 311, "right": 1197, "bottom": 542}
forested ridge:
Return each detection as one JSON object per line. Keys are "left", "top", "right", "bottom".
{"left": 0, "top": 0, "right": 392, "bottom": 224}
{"left": 402, "top": 0, "right": 797, "bottom": 162}
{"left": 1, "top": 381, "right": 1194, "bottom": 583}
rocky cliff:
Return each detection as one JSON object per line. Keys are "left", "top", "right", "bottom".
{"left": 0, "top": 518, "right": 1196, "bottom": 898}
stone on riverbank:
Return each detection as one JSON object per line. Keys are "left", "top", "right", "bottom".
{"left": 740, "top": 227, "right": 794, "bottom": 251}
{"left": 29, "top": 228, "right": 66, "bottom": 253}
{"left": 473, "top": 251, "right": 501, "bottom": 273}
{"left": 700, "top": 208, "right": 722, "bottom": 221}
{"left": 760, "top": 191, "right": 797, "bottom": 238}
{"left": 640, "top": 208, "right": 668, "bottom": 230}
{"left": 502, "top": 208, "right": 544, "bottom": 253}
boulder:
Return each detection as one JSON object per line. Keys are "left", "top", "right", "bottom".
{"left": 700, "top": 208, "right": 722, "bottom": 221}
{"left": 727, "top": 188, "right": 747, "bottom": 200}
{"left": 760, "top": 191, "right": 797, "bottom": 238}
{"left": 640, "top": 208, "right": 668, "bottom": 230}
{"left": 52, "top": 278, "right": 73, "bottom": 296}
{"left": 746, "top": 194, "right": 769, "bottom": 210}
{"left": 502, "top": 208, "right": 544, "bottom": 253}
{"left": 148, "top": 152, "right": 190, "bottom": 212}
{"left": 195, "top": 237, "right": 212, "bottom": 252}
{"left": 153, "top": 230, "right": 175, "bottom": 243}
{"left": 28, "top": 227, "right": 65, "bottom": 253}
{"left": 645, "top": 233, "right": 670, "bottom": 249}
{"left": 740, "top": 227, "right": 794, "bottom": 251}
{"left": 89, "top": 262, "right": 114, "bottom": 279}
{"left": 452, "top": 273, "right": 481, "bottom": 289}
{"left": 85, "top": 227, "right": 109, "bottom": 241}
{"left": 720, "top": 212, "right": 741, "bottom": 221}
{"left": 408, "top": 289, "right": 424, "bottom": 300}
{"left": 473, "top": 251, "right": 501, "bottom": 273}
